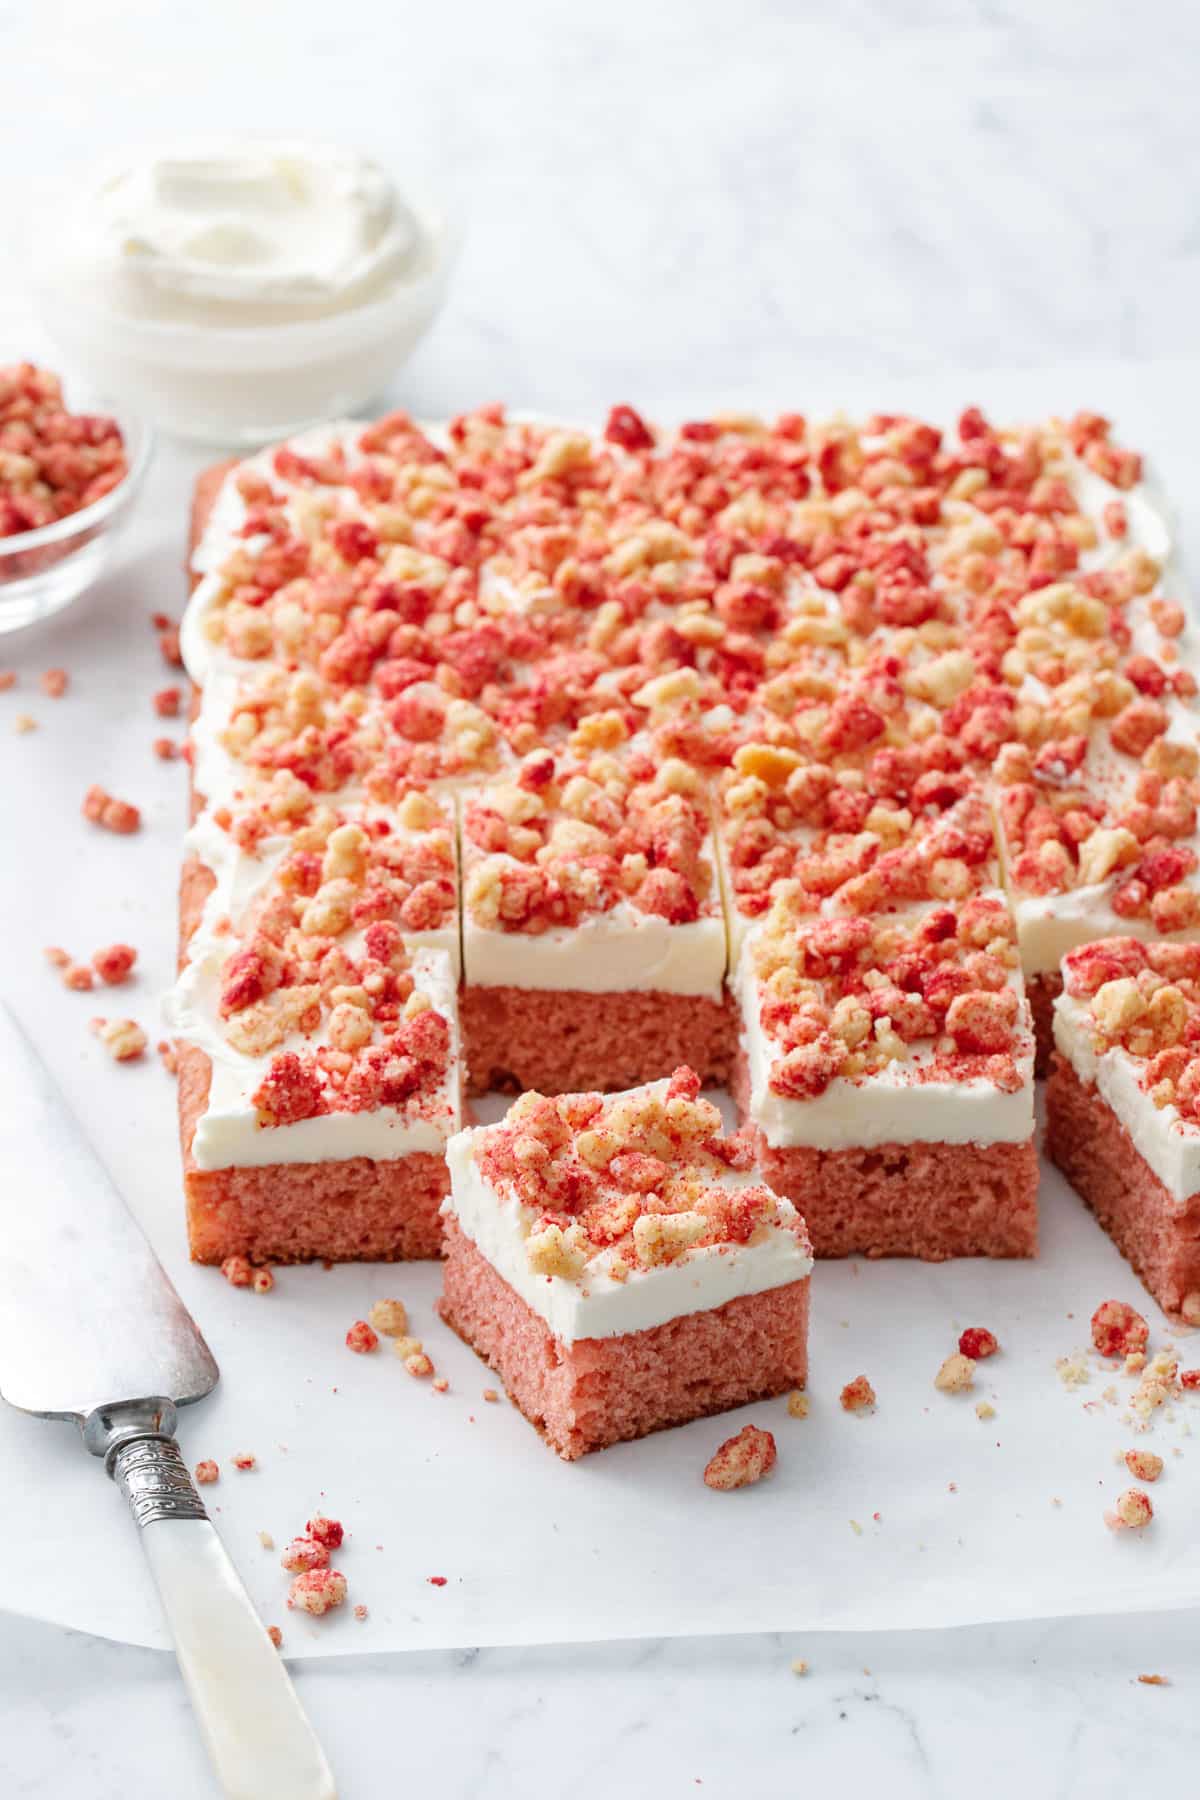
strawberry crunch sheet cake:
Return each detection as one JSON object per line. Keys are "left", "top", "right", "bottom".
{"left": 438, "top": 1069, "right": 813, "bottom": 1457}
{"left": 1047, "top": 939, "right": 1200, "bottom": 1321}
{"left": 169, "top": 401, "right": 1200, "bottom": 1287}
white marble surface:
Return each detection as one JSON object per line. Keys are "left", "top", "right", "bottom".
{"left": 3, "top": 0, "right": 1200, "bottom": 1793}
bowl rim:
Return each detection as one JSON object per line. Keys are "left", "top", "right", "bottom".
{"left": 0, "top": 405, "right": 154, "bottom": 555}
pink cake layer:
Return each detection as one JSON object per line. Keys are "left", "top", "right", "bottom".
{"left": 730, "top": 1051, "right": 1038, "bottom": 1259}
{"left": 1045, "top": 1055, "right": 1200, "bottom": 1317}
{"left": 460, "top": 983, "right": 735, "bottom": 1096}
{"left": 1027, "top": 972, "right": 1063, "bottom": 1078}
{"left": 179, "top": 1043, "right": 448, "bottom": 1264}
{"left": 437, "top": 1216, "right": 810, "bottom": 1459}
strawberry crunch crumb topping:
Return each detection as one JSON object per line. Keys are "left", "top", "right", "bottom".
{"left": 749, "top": 894, "right": 1028, "bottom": 1100}
{"left": 465, "top": 1068, "right": 808, "bottom": 1285}
{"left": 1065, "top": 943, "right": 1200, "bottom": 1125}
{"left": 183, "top": 404, "right": 1200, "bottom": 1120}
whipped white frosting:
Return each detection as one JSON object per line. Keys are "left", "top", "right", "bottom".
{"left": 444, "top": 1125, "right": 812, "bottom": 1344}
{"left": 77, "top": 141, "right": 433, "bottom": 326}
{"left": 1053, "top": 991, "right": 1200, "bottom": 1203}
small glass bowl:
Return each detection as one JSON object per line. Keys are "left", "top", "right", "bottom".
{"left": 0, "top": 406, "right": 153, "bottom": 634}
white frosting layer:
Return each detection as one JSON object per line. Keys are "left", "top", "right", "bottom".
{"left": 76, "top": 141, "right": 431, "bottom": 325}
{"left": 444, "top": 1135, "right": 812, "bottom": 1345}
{"left": 1053, "top": 992, "right": 1200, "bottom": 1204}
{"left": 463, "top": 903, "right": 726, "bottom": 998}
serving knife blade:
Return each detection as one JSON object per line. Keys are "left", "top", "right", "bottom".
{"left": 0, "top": 1003, "right": 336, "bottom": 1799}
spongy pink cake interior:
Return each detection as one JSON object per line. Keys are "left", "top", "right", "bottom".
{"left": 460, "top": 985, "right": 734, "bottom": 1095}
{"left": 438, "top": 1216, "right": 810, "bottom": 1459}
{"left": 1046, "top": 1055, "right": 1200, "bottom": 1315}
{"left": 730, "top": 1050, "right": 1038, "bottom": 1260}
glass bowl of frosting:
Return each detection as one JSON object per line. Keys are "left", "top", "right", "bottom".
{"left": 29, "top": 138, "right": 460, "bottom": 446}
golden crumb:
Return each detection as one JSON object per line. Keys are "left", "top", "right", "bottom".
{"left": 258, "top": 1531, "right": 275, "bottom": 1550}
{"left": 1056, "top": 1352, "right": 1090, "bottom": 1387}
{"left": 1138, "top": 1674, "right": 1170, "bottom": 1687}
{"left": 787, "top": 1390, "right": 810, "bottom": 1419}
{"left": 935, "top": 1353, "right": 975, "bottom": 1394}
{"left": 1124, "top": 1448, "right": 1164, "bottom": 1482}
{"left": 14, "top": 713, "right": 36, "bottom": 733}
{"left": 790, "top": 1658, "right": 810, "bottom": 1676}
{"left": 975, "top": 1400, "right": 996, "bottom": 1421}
{"left": 369, "top": 1297, "right": 409, "bottom": 1337}
{"left": 482, "top": 1388, "right": 500, "bottom": 1403}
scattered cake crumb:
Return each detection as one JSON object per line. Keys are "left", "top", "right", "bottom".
{"left": 266, "top": 1625, "right": 283, "bottom": 1649}
{"left": 1056, "top": 1351, "right": 1090, "bottom": 1387}
{"left": 307, "top": 1517, "right": 345, "bottom": 1550}
{"left": 935, "top": 1353, "right": 976, "bottom": 1394}
{"left": 1125, "top": 1448, "right": 1164, "bottom": 1481}
{"left": 194, "top": 1460, "right": 219, "bottom": 1485}
{"left": 153, "top": 685, "right": 182, "bottom": 717}
{"left": 975, "top": 1400, "right": 996, "bottom": 1421}
{"left": 345, "top": 1319, "right": 379, "bottom": 1354}
{"left": 81, "top": 784, "right": 140, "bottom": 833}
{"left": 405, "top": 1351, "right": 435, "bottom": 1378}
{"left": 0, "top": 670, "right": 15, "bottom": 691}
{"left": 787, "top": 1390, "right": 810, "bottom": 1418}
{"left": 1105, "top": 1488, "right": 1153, "bottom": 1531}
{"left": 482, "top": 1388, "right": 500, "bottom": 1404}
{"left": 958, "top": 1327, "right": 999, "bottom": 1360}
{"left": 92, "top": 943, "right": 137, "bottom": 985}
{"left": 157, "top": 1038, "right": 179, "bottom": 1075}
{"left": 90, "top": 1017, "right": 147, "bottom": 1061}
{"left": 1138, "top": 1673, "right": 1170, "bottom": 1686}
{"left": 432, "top": 1376, "right": 449, "bottom": 1393}
{"left": 353, "top": 1604, "right": 368, "bottom": 1621}
{"left": 153, "top": 737, "right": 179, "bottom": 760}
{"left": 368, "top": 1297, "right": 409, "bottom": 1337}
{"left": 232, "top": 1453, "right": 256, "bottom": 1472}
{"left": 703, "top": 1423, "right": 777, "bottom": 1490}
{"left": 790, "top": 1658, "right": 809, "bottom": 1676}
{"left": 43, "top": 946, "right": 69, "bottom": 968}
{"left": 39, "top": 668, "right": 68, "bottom": 698}
{"left": 840, "top": 1376, "right": 876, "bottom": 1414}
{"left": 258, "top": 1531, "right": 275, "bottom": 1550}
{"left": 14, "top": 713, "right": 36, "bottom": 733}
{"left": 281, "top": 1536, "right": 330, "bottom": 1573}
{"left": 63, "top": 963, "right": 94, "bottom": 991}
{"left": 287, "top": 1569, "right": 347, "bottom": 1616}
{"left": 251, "top": 1268, "right": 274, "bottom": 1294}
{"left": 1091, "top": 1300, "right": 1149, "bottom": 1358}
{"left": 221, "top": 1255, "right": 253, "bottom": 1288}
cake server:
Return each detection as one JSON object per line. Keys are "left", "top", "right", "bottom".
{"left": 0, "top": 1003, "right": 336, "bottom": 1800}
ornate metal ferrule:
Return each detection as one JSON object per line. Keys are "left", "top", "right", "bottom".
{"left": 109, "top": 1433, "right": 208, "bottom": 1527}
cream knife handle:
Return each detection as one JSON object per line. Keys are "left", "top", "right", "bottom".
{"left": 111, "top": 1435, "right": 337, "bottom": 1800}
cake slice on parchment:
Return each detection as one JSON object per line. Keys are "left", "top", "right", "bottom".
{"left": 438, "top": 1067, "right": 812, "bottom": 1458}
{"left": 730, "top": 890, "right": 1039, "bottom": 1259}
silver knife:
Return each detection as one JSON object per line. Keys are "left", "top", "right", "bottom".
{"left": 0, "top": 1002, "right": 336, "bottom": 1799}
